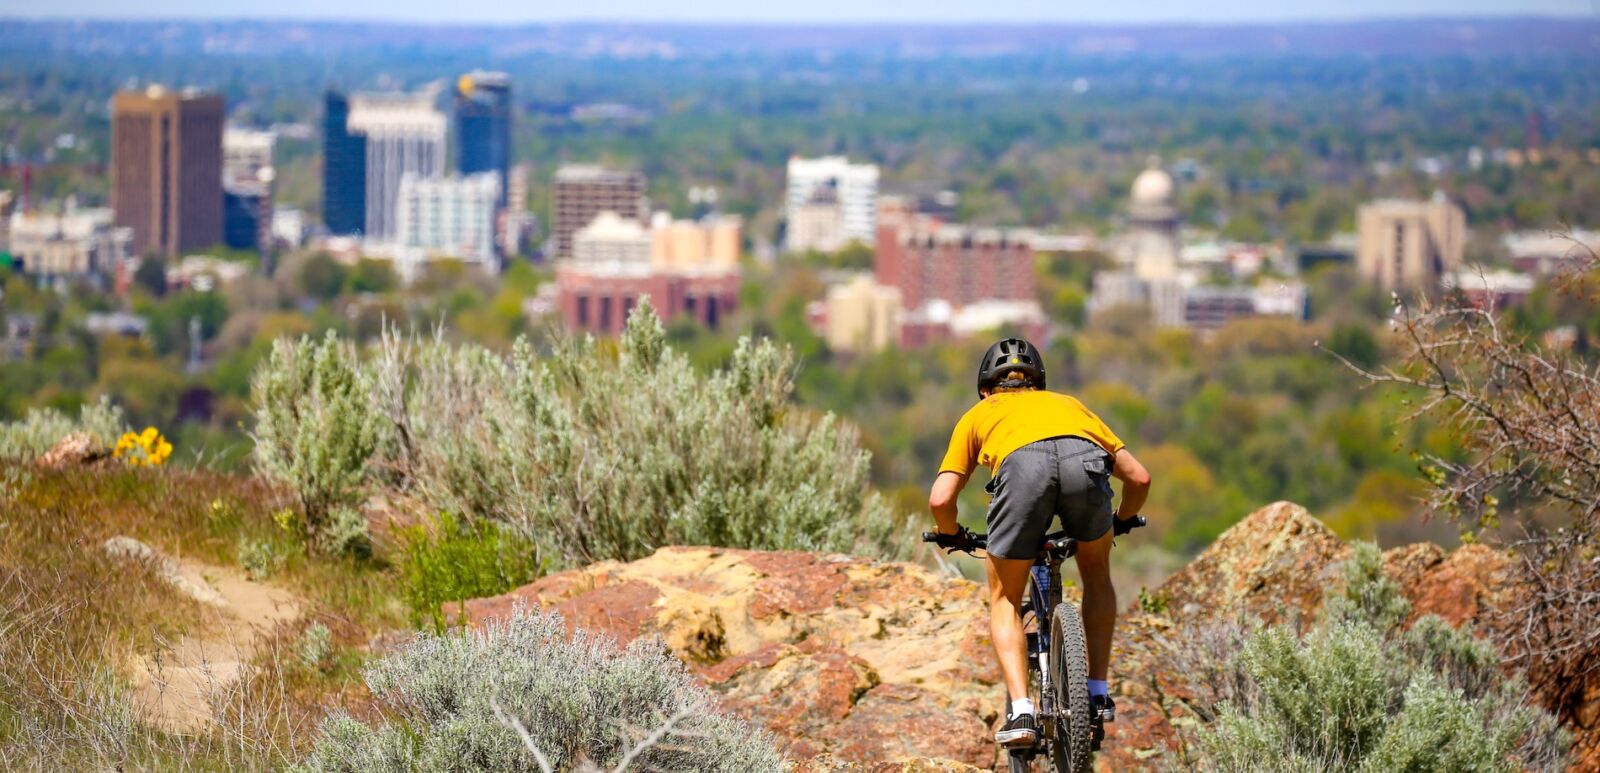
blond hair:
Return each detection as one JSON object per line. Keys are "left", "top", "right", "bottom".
{"left": 993, "top": 371, "right": 1036, "bottom": 392}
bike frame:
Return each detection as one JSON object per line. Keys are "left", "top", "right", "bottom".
{"left": 1027, "top": 555, "right": 1065, "bottom": 736}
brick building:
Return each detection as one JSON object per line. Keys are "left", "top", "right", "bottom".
{"left": 874, "top": 201, "right": 1036, "bottom": 312}
{"left": 555, "top": 211, "right": 741, "bottom": 335}
{"left": 556, "top": 269, "right": 740, "bottom": 335}
{"left": 112, "top": 86, "right": 225, "bottom": 258}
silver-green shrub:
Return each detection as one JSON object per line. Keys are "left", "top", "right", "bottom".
{"left": 371, "top": 329, "right": 523, "bottom": 527}
{"left": 336, "top": 299, "right": 906, "bottom": 565}
{"left": 0, "top": 396, "right": 127, "bottom": 461}
{"left": 237, "top": 536, "right": 287, "bottom": 580}
{"left": 1192, "top": 542, "right": 1568, "bottom": 772}
{"left": 1322, "top": 541, "right": 1411, "bottom": 633}
{"left": 290, "top": 608, "right": 784, "bottom": 773}
{"left": 505, "top": 304, "right": 906, "bottom": 563}
{"left": 250, "top": 331, "right": 383, "bottom": 549}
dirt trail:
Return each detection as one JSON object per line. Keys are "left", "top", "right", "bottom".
{"left": 103, "top": 537, "right": 303, "bottom": 733}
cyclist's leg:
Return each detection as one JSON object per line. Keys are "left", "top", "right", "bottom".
{"left": 1054, "top": 438, "right": 1117, "bottom": 683}
{"left": 986, "top": 554, "right": 1036, "bottom": 704}
{"left": 1073, "top": 531, "right": 1115, "bottom": 681}
{"left": 985, "top": 442, "right": 1057, "bottom": 711}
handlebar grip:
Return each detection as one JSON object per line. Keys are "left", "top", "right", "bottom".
{"left": 921, "top": 531, "right": 939, "bottom": 543}
{"left": 1113, "top": 515, "right": 1147, "bottom": 536}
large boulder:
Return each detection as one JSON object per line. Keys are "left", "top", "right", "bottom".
{"left": 35, "top": 431, "right": 111, "bottom": 468}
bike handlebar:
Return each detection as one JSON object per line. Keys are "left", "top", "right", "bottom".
{"left": 921, "top": 515, "right": 1146, "bottom": 555}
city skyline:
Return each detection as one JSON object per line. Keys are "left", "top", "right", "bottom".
{"left": 0, "top": 0, "right": 1593, "bottom": 24}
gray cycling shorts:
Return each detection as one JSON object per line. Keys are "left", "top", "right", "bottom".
{"left": 984, "top": 436, "right": 1115, "bottom": 560}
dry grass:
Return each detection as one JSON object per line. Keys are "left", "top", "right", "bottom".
{"left": 0, "top": 463, "right": 412, "bottom": 770}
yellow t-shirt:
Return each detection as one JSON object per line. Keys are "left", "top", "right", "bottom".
{"left": 939, "top": 390, "right": 1124, "bottom": 477}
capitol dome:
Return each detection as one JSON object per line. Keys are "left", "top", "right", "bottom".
{"left": 1130, "top": 163, "right": 1174, "bottom": 207}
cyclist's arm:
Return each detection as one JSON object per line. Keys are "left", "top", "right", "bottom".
{"left": 928, "top": 471, "right": 969, "bottom": 536}
{"left": 1111, "top": 448, "right": 1151, "bottom": 519}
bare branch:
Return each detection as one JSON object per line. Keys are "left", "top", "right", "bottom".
{"left": 610, "top": 699, "right": 706, "bottom": 773}
{"left": 490, "top": 697, "right": 555, "bottom": 773}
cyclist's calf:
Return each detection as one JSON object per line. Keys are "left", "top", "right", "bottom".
{"left": 1074, "top": 532, "right": 1116, "bottom": 683}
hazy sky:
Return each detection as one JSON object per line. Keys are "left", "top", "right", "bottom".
{"left": 2, "top": 0, "right": 1595, "bottom": 24}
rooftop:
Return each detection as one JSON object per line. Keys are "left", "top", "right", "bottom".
{"left": 555, "top": 165, "right": 642, "bottom": 183}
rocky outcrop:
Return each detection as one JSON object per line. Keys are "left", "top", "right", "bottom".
{"left": 1381, "top": 542, "right": 1509, "bottom": 630}
{"left": 466, "top": 503, "right": 1579, "bottom": 770}
{"left": 1102, "top": 503, "right": 1524, "bottom": 770}
{"left": 466, "top": 547, "right": 1002, "bottom": 769}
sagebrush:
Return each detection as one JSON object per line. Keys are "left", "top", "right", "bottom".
{"left": 291, "top": 608, "right": 784, "bottom": 773}
{"left": 1185, "top": 543, "right": 1567, "bottom": 772}
{"left": 250, "top": 331, "right": 382, "bottom": 551}
{"left": 256, "top": 299, "right": 907, "bottom": 566}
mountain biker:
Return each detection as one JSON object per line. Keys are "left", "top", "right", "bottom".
{"left": 928, "top": 338, "right": 1152, "bottom": 750}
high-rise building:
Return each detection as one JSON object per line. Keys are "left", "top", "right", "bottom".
{"left": 455, "top": 71, "right": 512, "bottom": 209}
{"left": 112, "top": 86, "right": 224, "bottom": 258}
{"left": 322, "top": 90, "right": 367, "bottom": 236}
{"left": 346, "top": 91, "right": 447, "bottom": 243}
{"left": 785, "top": 156, "right": 878, "bottom": 251}
{"left": 223, "top": 127, "right": 276, "bottom": 256}
{"left": 551, "top": 165, "right": 647, "bottom": 261}
{"left": 1357, "top": 196, "right": 1466, "bottom": 291}
{"left": 395, "top": 172, "right": 501, "bottom": 271}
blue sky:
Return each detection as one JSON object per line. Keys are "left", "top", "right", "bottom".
{"left": 0, "top": 0, "right": 1593, "bottom": 23}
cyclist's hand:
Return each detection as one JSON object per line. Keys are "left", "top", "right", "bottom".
{"left": 932, "top": 525, "right": 976, "bottom": 553}
{"left": 1113, "top": 514, "right": 1147, "bottom": 536}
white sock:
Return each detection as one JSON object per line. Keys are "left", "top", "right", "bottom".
{"left": 1010, "top": 698, "right": 1035, "bottom": 717}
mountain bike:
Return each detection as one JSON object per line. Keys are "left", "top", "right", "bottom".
{"left": 923, "top": 514, "right": 1145, "bottom": 773}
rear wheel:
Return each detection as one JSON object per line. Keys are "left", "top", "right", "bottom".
{"left": 1048, "top": 602, "right": 1093, "bottom": 773}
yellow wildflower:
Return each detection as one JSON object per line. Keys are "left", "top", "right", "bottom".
{"left": 113, "top": 426, "right": 173, "bottom": 467}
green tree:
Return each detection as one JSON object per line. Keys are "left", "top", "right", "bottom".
{"left": 132, "top": 256, "right": 167, "bottom": 298}
{"left": 298, "top": 253, "right": 349, "bottom": 301}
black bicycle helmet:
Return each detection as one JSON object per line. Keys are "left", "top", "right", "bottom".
{"left": 976, "top": 338, "right": 1046, "bottom": 397}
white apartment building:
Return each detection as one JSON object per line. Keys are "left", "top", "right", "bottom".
{"left": 8, "top": 206, "right": 132, "bottom": 280}
{"left": 785, "top": 156, "right": 879, "bottom": 251}
{"left": 347, "top": 92, "right": 447, "bottom": 242}
{"left": 223, "top": 127, "right": 275, "bottom": 185}
{"left": 395, "top": 172, "right": 501, "bottom": 270}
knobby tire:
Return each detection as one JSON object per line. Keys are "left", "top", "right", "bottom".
{"left": 1049, "top": 602, "right": 1093, "bottom": 773}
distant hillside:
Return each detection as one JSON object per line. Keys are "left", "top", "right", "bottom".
{"left": 2, "top": 17, "right": 1597, "bottom": 58}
